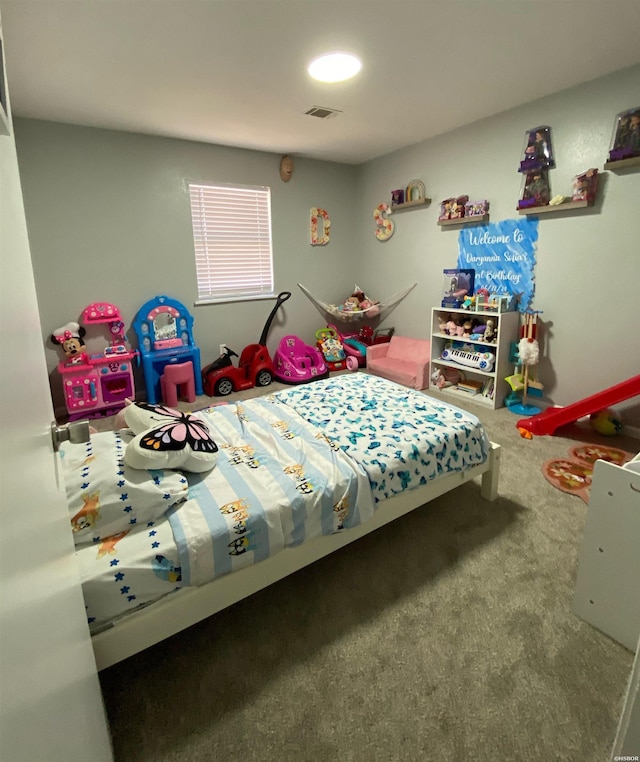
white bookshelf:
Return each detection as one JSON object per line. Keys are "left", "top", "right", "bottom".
{"left": 429, "top": 306, "right": 520, "bottom": 409}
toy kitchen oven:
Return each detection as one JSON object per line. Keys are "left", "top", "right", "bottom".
{"left": 57, "top": 302, "right": 137, "bottom": 421}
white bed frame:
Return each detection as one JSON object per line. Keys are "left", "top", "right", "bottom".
{"left": 92, "top": 442, "right": 501, "bottom": 670}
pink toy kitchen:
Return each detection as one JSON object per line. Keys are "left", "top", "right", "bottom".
{"left": 52, "top": 302, "right": 137, "bottom": 421}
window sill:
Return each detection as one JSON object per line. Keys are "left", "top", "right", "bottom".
{"left": 194, "top": 293, "right": 277, "bottom": 307}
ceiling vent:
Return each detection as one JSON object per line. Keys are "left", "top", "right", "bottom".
{"left": 304, "top": 106, "right": 342, "bottom": 120}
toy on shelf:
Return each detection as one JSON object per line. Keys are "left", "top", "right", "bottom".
{"left": 201, "top": 291, "right": 291, "bottom": 396}
{"left": 572, "top": 168, "right": 599, "bottom": 202}
{"left": 484, "top": 318, "right": 497, "bottom": 343}
{"left": 464, "top": 199, "right": 489, "bottom": 218}
{"left": 518, "top": 169, "right": 551, "bottom": 210}
{"left": 438, "top": 195, "right": 469, "bottom": 221}
{"left": 607, "top": 107, "right": 640, "bottom": 163}
{"left": 315, "top": 326, "right": 347, "bottom": 371}
{"left": 431, "top": 366, "right": 462, "bottom": 390}
{"left": 441, "top": 342, "right": 495, "bottom": 372}
{"left": 390, "top": 179, "right": 429, "bottom": 210}
{"left": 505, "top": 311, "right": 543, "bottom": 416}
{"left": 519, "top": 126, "right": 554, "bottom": 172}
{"left": 52, "top": 302, "right": 138, "bottom": 421}
{"left": 272, "top": 335, "right": 329, "bottom": 385}
{"left": 441, "top": 268, "right": 475, "bottom": 308}
{"left": 391, "top": 188, "right": 404, "bottom": 206}
{"left": 133, "top": 295, "right": 204, "bottom": 405}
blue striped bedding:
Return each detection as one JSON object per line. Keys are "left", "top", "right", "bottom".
{"left": 76, "top": 374, "right": 489, "bottom": 628}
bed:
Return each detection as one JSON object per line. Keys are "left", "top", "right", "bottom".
{"left": 60, "top": 373, "right": 501, "bottom": 670}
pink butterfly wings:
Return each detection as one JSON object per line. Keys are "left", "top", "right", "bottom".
{"left": 137, "top": 403, "right": 218, "bottom": 454}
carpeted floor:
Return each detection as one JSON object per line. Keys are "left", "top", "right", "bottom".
{"left": 96, "top": 375, "right": 639, "bottom": 762}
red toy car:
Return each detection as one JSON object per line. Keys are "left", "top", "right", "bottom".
{"left": 201, "top": 291, "right": 291, "bottom": 397}
{"left": 202, "top": 344, "right": 274, "bottom": 396}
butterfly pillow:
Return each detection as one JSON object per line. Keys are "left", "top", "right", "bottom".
{"left": 122, "top": 402, "right": 218, "bottom": 473}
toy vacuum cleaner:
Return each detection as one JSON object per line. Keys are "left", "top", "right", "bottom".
{"left": 202, "top": 291, "right": 291, "bottom": 396}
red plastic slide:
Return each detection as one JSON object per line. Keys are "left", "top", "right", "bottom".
{"left": 517, "top": 375, "right": 640, "bottom": 437}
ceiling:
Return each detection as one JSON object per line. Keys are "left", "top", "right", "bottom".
{"left": 2, "top": 0, "right": 640, "bottom": 165}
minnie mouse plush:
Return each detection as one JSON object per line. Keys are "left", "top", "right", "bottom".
{"left": 51, "top": 321, "right": 88, "bottom": 366}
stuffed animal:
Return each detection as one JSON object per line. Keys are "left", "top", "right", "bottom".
{"left": 116, "top": 399, "right": 218, "bottom": 473}
{"left": 484, "top": 319, "right": 497, "bottom": 342}
{"left": 341, "top": 295, "right": 361, "bottom": 312}
{"left": 51, "top": 321, "right": 88, "bottom": 366}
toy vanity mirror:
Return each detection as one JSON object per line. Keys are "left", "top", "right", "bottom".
{"left": 150, "top": 308, "right": 182, "bottom": 349}
{"left": 153, "top": 312, "right": 177, "bottom": 338}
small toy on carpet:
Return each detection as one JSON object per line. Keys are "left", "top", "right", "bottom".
{"left": 589, "top": 407, "right": 624, "bottom": 436}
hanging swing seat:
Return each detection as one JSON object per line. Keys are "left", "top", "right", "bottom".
{"left": 298, "top": 282, "right": 417, "bottom": 326}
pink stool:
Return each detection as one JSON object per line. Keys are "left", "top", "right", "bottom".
{"left": 160, "top": 361, "right": 196, "bottom": 407}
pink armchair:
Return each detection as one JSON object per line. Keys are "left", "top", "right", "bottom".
{"left": 366, "top": 335, "right": 431, "bottom": 390}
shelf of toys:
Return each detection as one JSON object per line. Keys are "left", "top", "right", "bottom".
{"left": 389, "top": 179, "right": 431, "bottom": 212}
{"left": 518, "top": 199, "right": 593, "bottom": 216}
{"left": 51, "top": 302, "right": 137, "bottom": 421}
{"left": 604, "top": 155, "right": 640, "bottom": 170}
{"left": 437, "top": 196, "right": 489, "bottom": 227}
{"left": 514, "top": 125, "right": 602, "bottom": 215}
{"left": 390, "top": 197, "right": 431, "bottom": 212}
{"left": 429, "top": 270, "right": 520, "bottom": 410}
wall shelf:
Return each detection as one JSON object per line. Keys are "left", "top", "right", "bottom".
{"left": 604, "top": 156, "right": 640, "bottom": 170}
{"left": 390, "top": 198, "right": 431, "bottom": 212}
{"left": 438, "top": 214, "right": 489, "bottom": 227}
{"left": 517, "top": 199, "right": 593, "bottom": 216}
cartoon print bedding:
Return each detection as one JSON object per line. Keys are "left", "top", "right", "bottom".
{"left": 67, "top": 374, "right": 489, "bottom": 631}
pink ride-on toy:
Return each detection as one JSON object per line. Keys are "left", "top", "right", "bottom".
{"left": 273, "top": 335, "right": 329, "bottom": 385}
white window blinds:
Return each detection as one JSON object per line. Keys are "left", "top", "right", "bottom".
{"left": 188, "top": 182, "right": 274, "bottom": 302}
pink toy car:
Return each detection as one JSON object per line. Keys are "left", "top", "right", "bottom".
{"left": 272, "top": 335, "right": 329, "bottom": 384}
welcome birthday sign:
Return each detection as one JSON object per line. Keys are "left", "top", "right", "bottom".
{"left": 457, "top": 218, "right": 538, "bottom": 311}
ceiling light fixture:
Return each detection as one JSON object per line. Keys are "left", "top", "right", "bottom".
{"left": 308, "top": 52, "right": 362, "bottom": 83}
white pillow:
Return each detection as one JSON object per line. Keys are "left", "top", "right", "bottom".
{"left": 122, "top": 402, "right": 218, "bottom": 473}
{"left": 60, "top": 430, "right": 189, "bottom": 546}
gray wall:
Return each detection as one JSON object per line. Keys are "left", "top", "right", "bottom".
{"left": 14, "top": 121, "right": 358, "bottom": 414}
{"left": 356, "top": 65, "right": 640, "bottom": 424}
{"left": 14, "top": 64, "right": 640, "bottom": 425}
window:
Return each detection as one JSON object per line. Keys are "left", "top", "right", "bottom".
{"left": 188, "top": 182, "right": 274, "bottom": 303}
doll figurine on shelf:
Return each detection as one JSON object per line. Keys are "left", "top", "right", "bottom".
{"left": 572, "top": 168, "right": 598, "bottom": 202}
{"left": 519, "top": 126, "right": 554, "bottom": 172}
{"left": 518, "top": 170, "right": 551, "bottom": 209}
